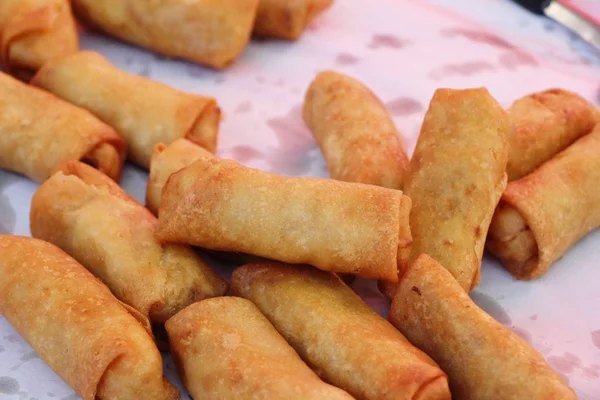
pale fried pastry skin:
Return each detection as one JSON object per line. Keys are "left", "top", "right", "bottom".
{"left": 488, "top": 124, "right": 600, "bottom": 279}
{"left": 304, "top": 71, "right": 409, "bottom": 190}
{"left": 31, "top": 51, "right": 220, "bottom": 168}
{"left": 231, "top": 263, "right": 451, "bottom": 400}
{"left": 254, "top": 0, "right": 333, "bottom": 40}
{"left": 506, "top": 89, "right": 599, "bottom": 181}
{"left": 389, "top": 254, "right": 576, "bottom": 400}
{"left": 156, "top": 157, "right": 412, "bottom": 282}
{"left": 392, "top": 88, "right": 509, "bottom": 296}
{"left": 0, "top": 236, "right": 179, "bottom": 400}
{"left": 0, "top": 0, "right": 78, "bottom": 79}
{"left": 0, "top": 72, "right": 125, "bottom": 182}
{"left": 30, "top": 161, "right": 228, "bottom": 324}
{"left": 166, "top": 297, "right": 354, "bottom": 400}
{"left": 147, "top": 139, "right": 214, "bottom": 215}
{"left": 71, "top": 0, "right": 259, "bottom": 69}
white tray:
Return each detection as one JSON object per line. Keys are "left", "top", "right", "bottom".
{"left": 1, "top": 0, "right": 599, "bottom": 398}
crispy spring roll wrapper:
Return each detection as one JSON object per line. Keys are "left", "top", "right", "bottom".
{"left": 30, "top": 161, "right": 228, "bottom": 324}
{"left": 0, "top": 0, "right": 78, "bottom": 79}
{"left": 157, "top": 157, "right": 412, "bottom": 282}
{"left": 147, "top": 139, "right": 214, "bottom": 215}
{"left": 254, "top": 0, "right": 333, "bottom": 40}
{"left": 488, "top": 123, "right": 600, "bottom": 280}
{"left": 381, "top": 88, "right": 510, "bottom": 298}
{"left": 71, "top": 0, "right": 259, "bottom": 69}
{"left": 506, "top": 89, "right": 600, "bottom": 181}
{"left": 303, "top": 71, "right": 409, "bottom": 190}
{"left": 231, "top": 263, "right": 451, "bottom": 400}
{"left": 389, "top": 254, "right": 576, "bottom": 400}
{"left": 0, "top": 72, "right": 125, "bottom": 182}
{"left": 0, "top": 236, "right": 179, "bottom": 400}
{"left": 166, "top": 297, "right": 354, "bottom": 400}
{"left": 31, "top": 51, "right": 220, "bottom": 168}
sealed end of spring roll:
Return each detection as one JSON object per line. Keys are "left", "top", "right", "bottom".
{"left": 166, "top": 297, "right": 353, "bottom": 400}
{"left": 0, "top": 236, "right": 179, "bottom": 400}
{"left": 71, "top": 0, "right": 259, "bottom": 69}
{"left": 0, "top": 72, "right": 125, "bottom": 182}
{"left": 0, "top": 0, "right": 78, "bottom": 79}
{"left": 231, "top": 262, "right": 450, "bottom": 400}
{"left": 157, "top": 157, "right": 412, "bottom": 282}
{"left": 30, "top": 161, "right": 228, "bottom": 324}
{"left": 487, "top": 123, "right": 600, "bottom": 280}
{"left": 389, "top": 254, "right": 576, "bottom": 400}
{"left": 147, "top": 139, "right": 214, "bottom": 215}
{"left": 254, "top": 0, "right": 333, "bottom": 40}
{"left": 304, "top": 71, "right": 409, "bottom": 190}
{"left": 31, "top": 51, "right": 220, "bottom": 168}
{"left": 506, "top": 89, "right": 599, "bottom": 181}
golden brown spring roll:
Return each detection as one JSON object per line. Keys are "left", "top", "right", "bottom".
{"left": 0, "top": 72, "right": 125, "bottom": 182}
{"left": 30, "top": 161, "right": 228, "bottom": 324}
{"left": 231, "top": 263, "right": 451, "bottom": 400}
{"left": 389, "top": 254, "right": 576, "bottom": 400}
{"left": 254, "top": 0, "right": 333, "bottom": 40}
{"left": 303, "top": 71, "right": 409, "bottom": 190}
{"left": 381, "top": 88, "right": 509, "bottom": 298}
{"left": 31, "top": 51, "right": 220, "bottom": 168}
{"left": 166, "top": 297, "right": 354, "bottom": 400}
{"left": 0, "top": 0, "right": 78, "bottom": 79}
{"left": 147, "top": 139, "right": 214, "bottom": 215}
{"left": 71, "top": 0, "right": 259, "bottom": 69}
{"left": 0, "top": 235, "right": 178, "bottom": 400}
{"left": 506, "top": 89, "right": 599, "bottom": 181}
{"left": 157, "top": 157, "right": 412, "bottom": 282}
{"left": 488, "top": 123, "right": 600, "bottom": 280}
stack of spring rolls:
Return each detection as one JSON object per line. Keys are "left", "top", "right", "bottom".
{"left": 0, "top": 0, "right": 335, "bottom": 79}
{"left": 1, "top": 38, "right": 598, "bottom": 398}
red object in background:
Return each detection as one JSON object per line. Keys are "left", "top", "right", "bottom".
{"left": 559, "top": 1, "right": 600, "bottom": 26}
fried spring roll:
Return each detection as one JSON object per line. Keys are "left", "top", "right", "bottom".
{"left": 0, "top": 72, "right": 125, "bottom": 182}
{"left": 0, "top": 0, "right": 78, "bottom": 79}
{"left": 71, "top": 0, "right": 259, "bottom": 69}
{"left": 254, "top": 0, "right": 333, "bottom": 40}
{"left": 389, "top": 254, "right": 576, "bottom": 400}
{"left": 487, "top": 123, "right": 600, "bottom": 279}
{"left": 303, "top": 71, "right": 409, "bottom": 190}
{"left": 156, "top": 157, "right": 412, "bottom": 282}
{"left": 381, "top": 88, "right": 509, "bottom": 297}
{"left": 0, "top": 236, "right": 178, "bottom": 400}
{"left": 506, "top": 89, "right": 599, "bottom": 181}
{"left": 147, "top": 139, "right": 214, "bottom": 215}
{"left": 30, "top": 161, "right": 228, "bottom": 323}
{"left": 166, "top": 297, "right": 353, "bottom": 400}
{"left": 231, "top": 263, "right": 451, "bottom": 400}
{"left": 31, "top": 51, "right": 220, "bottom": 168}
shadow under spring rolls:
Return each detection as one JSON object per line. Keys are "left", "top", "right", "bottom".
{"left": 32, "top": 51, "right": 220, "bottom": 168}
{"left": 30, "top": 161, "right": 228, "bottom": 324}
{"left": 389, "top": 254, "right": 576, "bottom": 400}
{"left": 156, "top": 157, "right": 412, "bottom": 282}
{"left": 488, "top": 123, "right": 600, "bottom": 280}
{"left": 0, "top": 0, "right": 78, "bottom": 79}
{"left": 232, "top": 262, "right": 451, "bottom": 400}
{"left": 0, "top": 72, "right": 125, "bottom": 182}
{"left": 0, "top": 236, "right": 178, "bottom": 400}
{"left": 166, "top": 297, "right": 353, "bottom": 400}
